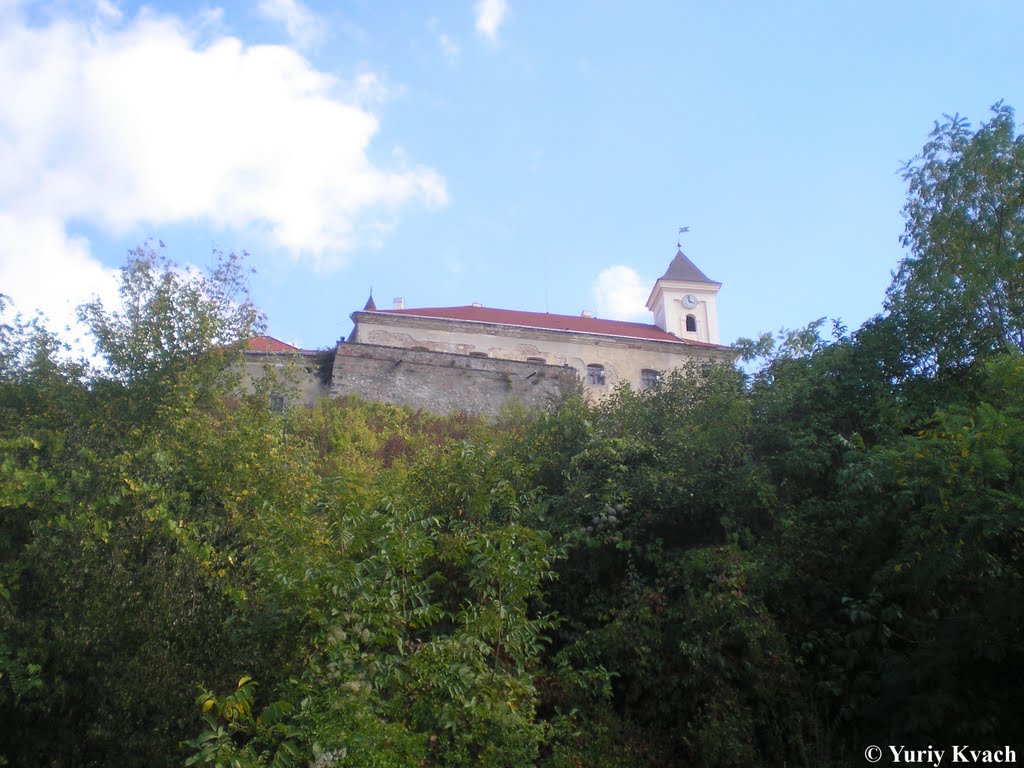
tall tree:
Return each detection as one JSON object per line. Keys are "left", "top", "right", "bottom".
{"left": 886, "top": 103, "right": 1024, "bottom": 377}
{"left": 78, "top": 242, "right": 263, "bottom": 389}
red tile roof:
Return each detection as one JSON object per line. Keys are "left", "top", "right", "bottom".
{"left": 371, "top": 306, "right": 723, "bottom": 347}
{"left": 247, "top": 335, "right": 300, "bottom": 353}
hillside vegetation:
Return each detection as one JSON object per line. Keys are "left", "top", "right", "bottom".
{"left": 2, "top": 106, "right": 1023, "bottom": 766}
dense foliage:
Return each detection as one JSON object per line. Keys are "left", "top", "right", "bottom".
{"left": 2, "top": 106, "right": 1022, "bottom": 766}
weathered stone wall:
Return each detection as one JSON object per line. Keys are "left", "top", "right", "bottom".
{"left": 330, "top": 342, "right": 577, "bottom": 417}
{"left": 350, "top": 312, "right": 735, "bottom": 399}
{"left": 242, "top": 351, "right": 330, "bottom": 407}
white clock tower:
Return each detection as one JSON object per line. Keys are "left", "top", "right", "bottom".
{"left": 645, "top": 250, "right": 722, "bottom": 345}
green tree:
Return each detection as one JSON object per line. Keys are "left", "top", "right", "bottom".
{"left": 0, "top": 248, "right": 271, "bottom": 766}
{"left": 77, "top": 242, "right": 264, "bottom": 430}
{"left": 887, "top": 102, "right": 1024, "bottom": 377}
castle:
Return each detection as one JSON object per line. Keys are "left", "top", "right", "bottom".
{"left": 245, "top": 250, "right": 734, "bottom": 416}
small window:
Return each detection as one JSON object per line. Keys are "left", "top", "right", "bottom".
{"left": 685, "top": 314, "right": 697, "bottom": 333}
{"left": 469, "top": 351, "right": 488, "bottom": 358}
{"left": 641, "top": 369, "right": 660, "bottom": 390}
{"left": 526, "top": 356, "right": 546, "bottom": 364}
{"left": 586, "top": 364, "right": 606, "bottom": 386}
{"left": 270, "top": 395, "right": 286, "bottom": 412}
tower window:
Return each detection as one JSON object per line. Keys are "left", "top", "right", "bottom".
{"left": 586, "top": 364, "right": 606, "bottom": 386}
{"left": 685, "top": 314, "right": 697, "bottom": 333}
{"left": 641, "top": 369, "right": 660, "bottom": 390}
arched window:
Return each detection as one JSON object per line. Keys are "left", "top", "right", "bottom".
{"left": 641, "top": 369, "right": 660, "bottom": 390}
{"left": 685, "top": 314, "right": 697, "bottom": 333}
{"left": 586, "top": 364, "right": 606, "bottom": 385}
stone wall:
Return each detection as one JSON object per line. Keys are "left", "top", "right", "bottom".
{"left": 330, "top": 342, "right": 577, "bottom": 417}
{"left": 350, "top": 312, "right": 734, "bottom": 399}
{"left": 242, "top": 351, "right": 330, "bottom": 407}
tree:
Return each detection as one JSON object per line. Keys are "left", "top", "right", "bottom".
{"left": 0, "top": 247, "right": 270, "bottom": 766}
{"left": 887, "top": 102, "right": 1024, "bottom": 377}
{"left": 78, "top": 242, "right": 264, "bottom": 390}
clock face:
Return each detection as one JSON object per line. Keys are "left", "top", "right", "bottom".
{"left": 682, "top": 294, "right": 698, "bottom": 309}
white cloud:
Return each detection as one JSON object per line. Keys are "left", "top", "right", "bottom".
{"left": 439, "top": 32, "right": 459, "bottom": 63}
{"left": 0, "top": 4, "right": 447, "bottom": 323}
{"left": 593, "top": 266, "right": 653, "bottom": 321}
{"left": 257, "top": 0, "right": 322, "bottom": 49}
{"left": 347, "top": 70, "right": 401, "bottom": 107}
{"left": 474, "top": 0, "right": 507, "bottom": 42}
{"left": 94, "top": 0, "right": 122, "bottom": 23}
{"left": 0, "top": 214, "right": 120, "bottom": 344}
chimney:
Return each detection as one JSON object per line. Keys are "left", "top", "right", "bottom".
{"left": 393, "top": 297, "right": 405, "bottom": 310}
{"left": 580, "top": 309, "right": 592, "bottom": 319}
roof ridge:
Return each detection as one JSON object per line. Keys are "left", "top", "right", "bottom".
{"left": 379, "top": 304, "right": 664, "bottom": 326}
{"left": 361, "top": 304, "right": 722, "bottom": 347}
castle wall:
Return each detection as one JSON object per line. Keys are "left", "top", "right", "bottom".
{"left": 350, "top": 313, "right": 732, "bottom": 399}
{"left": 330, "top": 343, "right": 577, "bottom": 417}
{"left": 242, "top": 351, "right": 329, "bottom": 407}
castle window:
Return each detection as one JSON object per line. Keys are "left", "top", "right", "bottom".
{"left": 641, "top": 369, "right": 660, "bottom": 390}
{"left": 469, "top": 351, "right": 488, "bottom": 358}
{"left": 685, "top": 314, "right": 697, "bottom": 333}
{"left": 586, "top": 364, "right": 606, "bottom": 386}
{"left": 526, "top": 356, "right": 546, "bottom": 364}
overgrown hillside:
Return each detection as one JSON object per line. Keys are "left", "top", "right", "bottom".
{"left": 2, "top": 105, "right": 1022, "bottom": 767}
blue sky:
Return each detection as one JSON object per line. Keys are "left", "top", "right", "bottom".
{"left": 2, "top": 0, "right": 1023, "bottom": 353}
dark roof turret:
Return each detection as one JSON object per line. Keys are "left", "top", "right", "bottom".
{"left": 660, "top": 250, "right": 715, "bottom": 283}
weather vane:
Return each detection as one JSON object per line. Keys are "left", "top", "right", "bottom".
{"left": 677, "top": 226, "right": 690, "bottom": 248}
